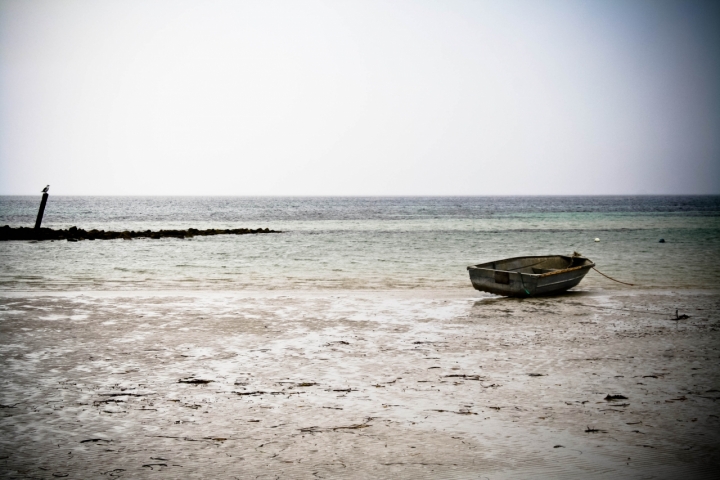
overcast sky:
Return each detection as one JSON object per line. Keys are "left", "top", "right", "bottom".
{"left": 1, "top": 0, "right": 718, "bottom": 195}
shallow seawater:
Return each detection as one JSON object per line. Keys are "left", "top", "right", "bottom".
{"left": 1, "top": 196, "right": 719, "bottom": 291}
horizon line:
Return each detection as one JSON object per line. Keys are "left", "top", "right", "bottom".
{"left": 1, "top": 193, "right": 720, "bottom": 198}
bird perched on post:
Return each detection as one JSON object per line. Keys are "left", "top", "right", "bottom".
{"left": 42, "top": 185, "right": 50, "bottom": 193}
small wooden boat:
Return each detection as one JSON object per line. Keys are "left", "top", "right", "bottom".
{"left": 467, "top": 254, "right": 595, "bottom": 297}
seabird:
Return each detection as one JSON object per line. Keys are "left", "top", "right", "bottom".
{"left": 42, "top": 185, "right": 50, "bottom": 193}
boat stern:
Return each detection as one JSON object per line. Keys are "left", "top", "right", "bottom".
{"left": 467, "top": 266, "right": 539, "bottom": 297}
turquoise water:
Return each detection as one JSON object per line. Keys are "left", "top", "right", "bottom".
{"left": 1, "top": 196, "right": 718, "bottom": 291}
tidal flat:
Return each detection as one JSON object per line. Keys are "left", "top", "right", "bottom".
{"left": 1, "top": 289, "right": 718, "bottom": 479}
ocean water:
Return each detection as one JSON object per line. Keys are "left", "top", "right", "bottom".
{"left": 1, "top": 196, "right": 719, "bottom": 292}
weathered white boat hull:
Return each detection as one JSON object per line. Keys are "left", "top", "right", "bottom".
{"left": 467, "top": 255, "right": 594, "bottom": 297}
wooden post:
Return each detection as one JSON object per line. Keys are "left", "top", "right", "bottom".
{"left": 34, "top": 192, "right": 49, "bottom": 229}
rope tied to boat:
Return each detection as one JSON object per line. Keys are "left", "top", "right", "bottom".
{"left": 591, "top": 267, "right": 636, "bottom": 286}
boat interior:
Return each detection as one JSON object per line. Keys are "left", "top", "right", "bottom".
{"left": 474, "top": 255, "right": 593, "bottom": 275}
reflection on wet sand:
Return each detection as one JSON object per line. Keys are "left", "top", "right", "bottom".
{"left": 0, "top": 290, "right": 718, "bottom": 478}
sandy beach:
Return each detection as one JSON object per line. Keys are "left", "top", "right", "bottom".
{"left": 1, "top": 288, "right": 718, "bottom": 479}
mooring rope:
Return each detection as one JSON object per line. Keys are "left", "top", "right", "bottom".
{"left": 591, "top": 267, "right": 636, "bottom": 286}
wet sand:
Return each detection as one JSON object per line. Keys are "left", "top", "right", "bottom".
{"left": 1, "top": 289, "right": 719, "bottom": 479}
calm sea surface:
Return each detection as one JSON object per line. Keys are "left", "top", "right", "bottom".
{"left": 1, "top": 196, "right": 718, "bottom": 291}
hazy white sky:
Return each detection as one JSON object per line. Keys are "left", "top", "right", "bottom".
{"left": 1, "top": 0, "right": 718, "bottom": 195}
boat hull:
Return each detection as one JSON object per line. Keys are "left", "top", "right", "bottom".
{"left": 467, "top": 255, "right": 594, "bottom": 297}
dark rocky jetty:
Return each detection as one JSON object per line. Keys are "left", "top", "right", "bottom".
{"left": 0, "top": 225, "right": 280, "bottom": 241}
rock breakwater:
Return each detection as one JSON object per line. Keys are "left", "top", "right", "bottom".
{"left": 0, "top": 225, "right": 280, "bottom": 241}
